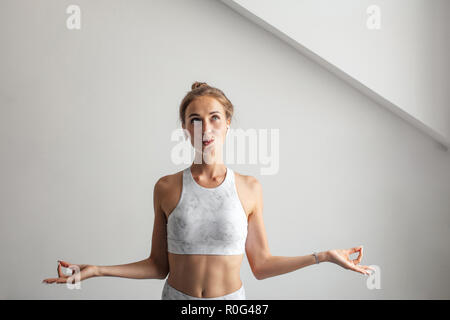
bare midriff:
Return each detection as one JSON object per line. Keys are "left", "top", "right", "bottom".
{"left": 167, "top": 252, "right": 244, "bottom": 298}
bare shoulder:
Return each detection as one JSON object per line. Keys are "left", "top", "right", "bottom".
{"left": 233, "top": 170, "right": 263, "bottom": 217}
{"left": 153, "top": 170, "right": 184, "bottom": 209}
{"left": 155, "top": 169, "right": 183, "bottom": 189}
{"left": 234, "top": 170, "right": 262, "bottom": 194}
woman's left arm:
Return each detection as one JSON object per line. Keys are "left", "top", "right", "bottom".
{"left": 245, "top": 177, "right": 374, "bottom": 280}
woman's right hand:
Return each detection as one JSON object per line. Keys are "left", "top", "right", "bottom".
{"left": 42, "top": 260, "right": 99, "bottom": 284}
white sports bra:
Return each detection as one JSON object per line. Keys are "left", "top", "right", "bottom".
{"left": 166, "top": 166, "right": 248, "bottom": 255}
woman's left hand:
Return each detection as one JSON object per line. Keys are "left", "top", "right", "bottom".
{"left": 327, "top": 245, "right": 375, "bottom": 275}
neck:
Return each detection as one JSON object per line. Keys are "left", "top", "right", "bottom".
{"left": 190, "top": 162, "right": 227, "bottom": 178}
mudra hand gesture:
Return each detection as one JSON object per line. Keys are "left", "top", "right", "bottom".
{"left": 327, "top": 246, "right": 375, "bottom": 275}
{"left": 42, "top": 260, "right": 97, "bottom": 284}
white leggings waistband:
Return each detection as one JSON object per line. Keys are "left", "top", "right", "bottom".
{"left": 161, "top": 279, "right": 246, "bottom": 300}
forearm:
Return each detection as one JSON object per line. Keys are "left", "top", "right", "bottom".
{"left": 256, "top": 251, "right": 329, "bottom": 280}
{"left": 95, "top": 257, "right": 167, "bottom": 280}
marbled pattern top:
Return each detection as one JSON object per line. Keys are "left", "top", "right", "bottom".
{"left": 166, "top": 166, "right": 248, "bottom": 255}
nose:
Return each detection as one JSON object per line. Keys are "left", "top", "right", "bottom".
{"left": 202, "top": 120, "right": 212, "bottom": 134}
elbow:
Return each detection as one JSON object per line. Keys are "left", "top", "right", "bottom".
{"left": 252, "top": 263, "right": 267, "bottom": 281}
{"left": 156, "top": 270, "right": 169, "bottom": 280}
{"left": 253, "top": 268, "right": 266, "bottom": 281}
{"left": 150, "top": 258, "right": 169, "bottom": 280}
{"left": 155, "top": 264, "right": 169, "bottom": 280}
{"left": 252, "top": 254, "right": 271, "bottom": 280}
{"left": 254, "top": 272, "right": 264, "bottom": 281}
{"left": 153, "top": 267, "right": 169, "bottom": 280}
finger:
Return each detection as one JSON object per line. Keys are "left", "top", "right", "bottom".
{"left": 58, "top": 260, "right": 71, "bottom": 268}
{"left": 361, "top": 265, "right": 376, "bottom": 273}
{"left": 57, "top": 262, "right": 65, "bottom": 278}
{"left": 60, "top": 261, "right": 78, "bottom": 277}
{"left": 43, "top": 278, "right": 66, "bottom": 284}
{"left": 42, "top": 278, "right": 57, "bottom": 284}
{"left": 352, "top": 247, "right": 363, "bottom": 265}
{"left": 58, "top": 262, "right": 72, "bottom": 278}
{"left": 59, "top": 261, "right": 80, "bottom": 275}
{"left": 56, "top": 277, "right": 70, "bottom": 284}
{"left": 348, "top": 245, "right": 363, "bottom": 254}
{"left": 355, "top": 267, "right": 369, "bottom": 275}
{"left": 348, "top": 263, "right": 368, "bottom": 275}
{"left": 361, "top": 267, "right": 371, "bottom": 275}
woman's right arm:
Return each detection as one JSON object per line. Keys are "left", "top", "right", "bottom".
{"left": 96, "top": 177, "right": 170, "bottom": 279}
{"left": 95, "top": 257, "right": 165, "bottom": 279}
{"left": 43, "top": 178, "right": 170, "bottom": 284}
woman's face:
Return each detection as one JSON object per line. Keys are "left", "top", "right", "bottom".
{"left": 182, "top": 96, "right": 230, "bottom": 157}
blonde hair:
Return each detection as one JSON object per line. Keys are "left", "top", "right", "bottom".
{"left": 179, "top": 81, "right": 234, "bottom": 126}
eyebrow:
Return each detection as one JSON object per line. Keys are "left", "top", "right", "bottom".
{"left": 188, "top": 111, "right": 221, "bottom": 118}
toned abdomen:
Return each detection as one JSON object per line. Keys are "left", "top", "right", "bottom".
{"left": 167, "top": 253, "right": 244, "bottom": 298}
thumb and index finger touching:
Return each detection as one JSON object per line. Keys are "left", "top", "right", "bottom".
{"left": 347, "top": 245, "right": 376, "bottom": 273}
{"left": 42, "top": 260, "right": 80, "bottom": 284}
{"left": 348, "top": 245, "right": 364, "bottom": 264}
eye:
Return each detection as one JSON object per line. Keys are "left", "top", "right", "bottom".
{"left": 190, "top": 118, "right": 201, "bottom": 124}
{"left": 212, "top": 115, "right": 220, "bottom": 120}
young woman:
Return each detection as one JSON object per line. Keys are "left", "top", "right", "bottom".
{"left": 42, "top": 81, "right": 375, "bottom": 300}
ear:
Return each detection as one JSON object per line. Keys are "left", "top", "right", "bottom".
{"left": 182, "top": 126, "right": 189, "bottom": 140}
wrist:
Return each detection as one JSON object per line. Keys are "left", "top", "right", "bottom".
{"left": 91, "top": 265, "right": 101, "bottom": 277}
{"left": 318, "top": 251, "right": 329, "bottom": 263}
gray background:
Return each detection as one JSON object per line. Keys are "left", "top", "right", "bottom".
{"left": 224, "top": 0, "right": 450, "bottom": 145}
{"left": 1, "top": 0, "right": 449, "bottom": 299}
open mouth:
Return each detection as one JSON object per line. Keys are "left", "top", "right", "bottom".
{"left": 202, "top": 138, "right": 214, "bottom": 146}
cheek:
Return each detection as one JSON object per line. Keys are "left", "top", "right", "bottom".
{"left": 216, "top": 118, "right": 227, "bottom": 129}
{"left": 188, "top": 124, "right": 202, "bottom": 137}
{"left": 215, "top": 123, "right": 226, "bottom": 134}
{"left": 183, "top": 128, "right": 195, "bottom": 141}
{"left": 221, "top": 127, "right": 228, "bottom": 139}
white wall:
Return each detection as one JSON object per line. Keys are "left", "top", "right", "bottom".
{"left": 1, "top": 0, "right": 449, "bottom": 299}
{"left": 222, "top": 0, "right": 450, "bottom": 148}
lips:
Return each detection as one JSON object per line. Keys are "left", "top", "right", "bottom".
{"left": 202, "top": 138, "right": 214, "bottom": 146}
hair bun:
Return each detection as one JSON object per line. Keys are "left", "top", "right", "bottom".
{"left": 191, "top": 81, "right": 209, "bottom": 90}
